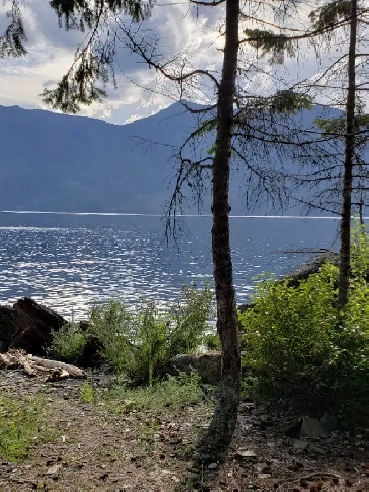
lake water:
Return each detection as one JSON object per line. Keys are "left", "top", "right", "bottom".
{"left": 0, "top": 212, "right": 342, "bottom": 319}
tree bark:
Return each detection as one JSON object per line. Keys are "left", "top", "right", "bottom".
{"left": 198, "top": 0, "right": 241, "bottom": 460}
{"left": 338, "top": 0, "right": 357, "bottom": 308}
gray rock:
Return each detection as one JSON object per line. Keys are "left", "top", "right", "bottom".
{"left": 293, "top": 440, "right": 309, "bottom": 451}
{"left": 309, "top": 444, "right": 326, "bottom": 455}
{"left": 165, "top": 352, "right": 221, "bottom": 385}
{"left": 300, "top": 417, "right": 325, "bottom": 439}
{"left": 236, "top": 448, "right": 258, "bottom": 459}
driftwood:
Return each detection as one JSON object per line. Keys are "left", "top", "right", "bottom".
{"left": 0, "top": 350, "right": 85, "bottom": 380}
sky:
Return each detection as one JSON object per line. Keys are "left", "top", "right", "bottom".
{"left": 0, "top": 0, "right": 227, "bottom": 124}
{"left": 0, "top": 1, "right": 365, "bottom": 125}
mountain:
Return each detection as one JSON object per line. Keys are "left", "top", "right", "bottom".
{"left": 0, "top": 102, "right": 205, "bottom": 213}
{"left": 0, "top": 101, "right": 354, "bottom": 215}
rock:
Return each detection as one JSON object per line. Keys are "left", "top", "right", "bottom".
{"left": 300, "top": 417, "right": 325, "bottom": 439}
{"left": 0, "top": 305, "right": 16, "bottom": 349}
{"left": 320, "top": 412, "right": 340, "bottom": 432}
{"left": 293, "top": 440, "right": 309, "bottom": 451}
{"left": 46, "top": 463, "right": 62, "bottom": 475}
{"left": 236, "top": 448, "right": 257, "bottom": 459}
{"left": 309, "top": 444, "right": 326, "bottom": 455}
{"left": 279, "top": 253, "right": 340, "bottom": 288}
{"left": 258, "top": 474, "right": 272, "bottom": 479}
{"left": 10, "top": 298, "right": 67, "bottom": 355}
{"left": 164, "top": 352, "right": 221, "bottom": 385}
{"left": 208, "top": 463, "right": 218, "bottom": 470}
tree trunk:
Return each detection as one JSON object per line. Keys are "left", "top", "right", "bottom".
{"left": 198, "top": 0, "right": 241, "bottom": 460}
{"left": 338, "top": 0, "right": 357, "bottom": 308}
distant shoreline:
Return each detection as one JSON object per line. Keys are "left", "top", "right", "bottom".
{"left": 2, "top": 210, "right": 366, "bottom": 220}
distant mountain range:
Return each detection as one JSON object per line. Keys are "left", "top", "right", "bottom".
{"left": 0, "top": 101, "right": 352, "bottom": 215}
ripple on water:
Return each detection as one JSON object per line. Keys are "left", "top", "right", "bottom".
{"left": 0, "top": 215, "right": 340, "bottom": 319}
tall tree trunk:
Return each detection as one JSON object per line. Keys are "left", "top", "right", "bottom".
{"left": 338, "top": 0, "right": 357, "bottom": 308}
{"left": 198, "top": 0, "right": 241, "bottom": 460}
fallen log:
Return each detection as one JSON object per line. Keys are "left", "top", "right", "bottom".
{"left": 27, "top": 354, "right": 85, "bottom": 378}
{"left": 0, "top": 350, "right": 85, "bottom": 380}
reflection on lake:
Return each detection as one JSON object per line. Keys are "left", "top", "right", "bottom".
{"left": 0, "top": 212, "right": 340, "bottom": 319}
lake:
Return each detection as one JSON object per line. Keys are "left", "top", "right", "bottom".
{"left": 0, "top": 212, "right": 343, "bottom": 319}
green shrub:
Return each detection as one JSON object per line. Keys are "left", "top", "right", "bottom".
{"left": 89, "top": 284, "right": 214, "bottom": 384}
{"left": 48, "top": 323, "right": 88, "bottom": 364}
{"left": 240, "top": 224, "right": 369, "bottom": 422}
{"left": 50, "top": 284, "right": 214, "bottom": 386}
{"left": 203, "top": 333, "right": 221, "bottom": 351}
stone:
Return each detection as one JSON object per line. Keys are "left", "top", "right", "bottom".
{"left": 258, "top": 474, "right": 272, "bottom": 479}
{"left": 300, "top": 417, "right": 325, "bottom": 439}
{"left": 293, "top": 440, "right": 309, "bottom": 452}
{"left": 320, "top": 412, "right": 339, "bottom": 432}
{"left": 208, "top": 463, "right": 218, "bottom": 470}
{"left": 8, "top": 298, "right": 67, "bottom": 355}
{"left": 164, "top": 352, "right": 221, "bottom": 385}
{"left": 46, "top": 464, "right": 62, "bottom": 475}
{"left": 236, "top": 448, "right": 257, "bottom": 459}
{"left": 309, "top": 444, "right": 326, "bottom": 455}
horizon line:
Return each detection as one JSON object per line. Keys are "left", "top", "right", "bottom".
{"left": 1, "top": 210, "right": 368, "bottom": 219}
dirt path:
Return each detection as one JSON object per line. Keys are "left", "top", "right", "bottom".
{"left": 1, "top": 370, "right": 369, "bottom": 491}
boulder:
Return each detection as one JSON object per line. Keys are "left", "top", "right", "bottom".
{"left": 0, "top": 305, "right": 17, "bottom": 350}
{"left": 165, "top": 352, "right": 221, "bottom": 385}
{"left": 0, "top": 297, "right": 67, "bottom": 355}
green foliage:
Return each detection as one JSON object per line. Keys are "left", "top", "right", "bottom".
{"left": 48, "top": 323, "right": 88, "bottom": 364}
{"left": 203, "top": 333, "right": 221, "bottom": 351}
{"left": 244, "top": 29, "right": 296, "bottom": 64}
{"left": 0, "top": 393, "right": 53, "bottom": 461}
{"left": 271, "top": 90, "right": 313, "bottom": 114}
{"left": 79, "top": 382, "right": 95, "bottom": 403}
{"left": 107, "top": 372, "right": 204, "bottom": 413}
{"left": 41, "top": 0, "right": 154, "bottom": 113}
{"left": 50, "top": 285, "right": 214, "bottom": 386}
{"left": 240, "top": 225, "right": 369, "bottom": 422}
{"left": 314, "top": 114, "right": 369, "bottom": 146}
{"left": 309, "top": 0, "right": 351, "bottom": 31}
{"left": 0, "top": 1, "right": 27, "bottom": 58}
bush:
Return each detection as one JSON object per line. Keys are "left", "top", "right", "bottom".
{"left": 50, "top": 284, "right": 214, "bottom": 385}
{"left": 48, "top": 323, "right": 88, "bottom": 364}
{"left": 240, "top": 224, "right": 369, "bottom": 422}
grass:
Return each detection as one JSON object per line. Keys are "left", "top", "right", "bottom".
{"left": 0, "top": 392, "right": 55, "bottom": 462}
{"left": 88, "top": 372, "right": 208, "bottom": 415}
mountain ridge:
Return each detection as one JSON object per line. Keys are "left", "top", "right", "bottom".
{"left": 0, "top": 102, "right": 349, "bottom": 215}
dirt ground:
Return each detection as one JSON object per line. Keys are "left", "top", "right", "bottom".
{"left": 1, "top": 369, "right": 369, "bottom": 491}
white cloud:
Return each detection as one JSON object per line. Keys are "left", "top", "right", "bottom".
{"left": 1, "top": 0, "right": 366, "bottom": 123}
{"left": 0, "top": 1, "right": 228, "bottom": 123}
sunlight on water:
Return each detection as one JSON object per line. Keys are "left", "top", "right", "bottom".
{"left": 0, "top": 213, "right": 342, "bottom": 319}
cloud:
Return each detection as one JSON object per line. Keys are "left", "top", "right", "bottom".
{"left": 0, "top": 1, "right": 226, "bottom": 123}
{"left": 2, "top": 1, "right": 364, "bottom": 123}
